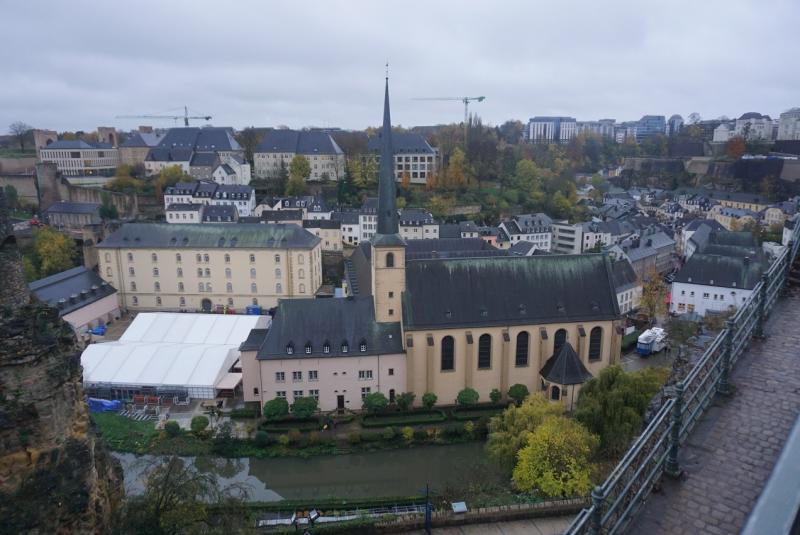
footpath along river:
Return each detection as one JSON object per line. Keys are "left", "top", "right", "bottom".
{"left": 114, "top": 441, "right": 500, "bottom": 502}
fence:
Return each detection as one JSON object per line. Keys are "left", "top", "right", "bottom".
{"left": 564, "top": 229, "right": 800, "bottom": 535}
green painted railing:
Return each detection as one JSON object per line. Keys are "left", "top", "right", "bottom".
{"left": 565, "top": 228, "right": 800, "bottom": 535}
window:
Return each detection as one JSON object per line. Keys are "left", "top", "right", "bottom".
{"left": 589, "top": 327, "right": 603, "bottom": 361}
{"left": 285, "top": 343, "right": 294, "bottom": 355}
{"left": 151, "top": 253, "right": 158, "bottom": 262}
{"left": 554, "top": 329, "right": 568, "bottom": 355}
{"left": 361, "top": 387, "right": 371, "bottom": 399}
{"left": 177, "top": 267, "right": 183, "bottom": 278}
{"left": 388, "top": 308, "right": 394, "bottom": 316}
{"left": 388, "top": 368, "right": 394, "bottom": 376}
{"left": 227, "top": 297, "right": 233, "bottom": 305}
{"left": 359, "top": 339, "right": 367, "bottom": 352}
{"left": 388, "top": 291, "right": 394, "bottom": 298}
{"left": 154, "top": 282, "right": 161, "bottom": 292}
{"left": 275, "top": 372, "right": 285, "bottom": 382}
{"left": 299, "top": 284, "right": 306, "bottom": 293}
{"left": 226, "top": 282, "right": 233, "bottom": 293}
{"left": 341, "top": 341, "right": 349, "bottom": 353}
{"left": 253, "top": 387, "right": 259, "bottom": 396}
{"left": 293, "top": 371, "right": 302, "bottom": 381}
{"left": 275, "top": 268, "right": 282, "bottom": 278}
{"left": 204, "top": 268, "right": 211, "bottom": 277}
{"left": 156, "top": 296, "right": 162, "bottom": 306}
{"left": 515, "top": 331, "right": 529, "bottom": 366}
{"left": 309, "top": 370, "right": 318, "bottom": 381}
{"left": 176, "top": 253, "right": 181, "bottom": 263}
{"left": 127, "top": 252, "right": 133, "bottom": 262}
{"left": 276, "top": 283, "right": 282, "bottom": 294}
{"left": 703, "top": 293, "right": 710, "bottom": 299}
{"left": 198, "top": 282, "right": 204, "bottom": 292}
{"left": 249, "top": 254, "right": 255, "bottom": 263}
{"left": 478, "top": 334, "right": 492, "bottom": 369}
{"left": 132, "top": 296, "right": 138, "bottom": 306}
{"left": 224, "top": 254, "right": 230, "bottom": 263}
{"left": 205, "top": 283, "right": 212, "bottom": 292}
{"left": 251, "top": 283, "right": 257, "bottom": 293}
{"left": 441, "top": 336, "right": 455, "bottom": 371}
{"left": 104, "top": 252, "right": 111, "bottom": 262}
{"left": 128, "top": 267, "right": 135, "bottom": 276}
{"left": 276, "top": 391, "right": 286, "bottom": 399}
{"left": 551, "top": 385, "right": 561, "bottom": 401}
{"left": 309, "top": 389, "right": 319, "bottom": 401}
{"left": 225, "top": 268, "right": 231, "bottom": 278}
{"left": 130, "top": 282, "right": 137, "bottom": 291}
{"left": 196, "top": 254, "right": 202, "bottom": 263}
{"left": 106, "top": 267, "right": 112, "bottom": 277}
{"left": 197, "top": 268, "right": 203, "bottom": 277}
{"left": 293, "top": 390, "right": 303, "bottom": 398}
{"left": 299, "top": 255, "right": 304, "bottom": 265}
{"left": 179, "top": 297, "right": 186, "bottom": 307}
{"left": 298, "top": 268, "right": 305, "bottom": 279}
{"left": 203, "top": 254, "right": 209, "bottom": 262}
{"left": 153, "top": 267, "right": 159, "bottom": 277}
{"left": 274, "top": 254, "right": 281, "bottom": 263}
{"left": 248, "top": 267, "right": 256, "bottom": 279}
{"left": 304, "top": 342, "right": 312, "bottom": 354}
{"left": 386, "top": 252, "right": 395, "bottom": 267}
{"left": 358, "top": 370, "right": 373, "bottom": 380}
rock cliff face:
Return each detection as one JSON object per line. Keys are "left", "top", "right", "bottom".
{"left": 0, "top": 192, "right": 123, "bottom": 534}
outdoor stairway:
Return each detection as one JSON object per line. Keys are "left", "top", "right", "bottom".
{"left": 118, "top": 409, "right": 157, "bottom": 421}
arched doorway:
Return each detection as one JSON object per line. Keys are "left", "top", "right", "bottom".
{"left": 201, "top": 298, "right": 212, "bottom": 312}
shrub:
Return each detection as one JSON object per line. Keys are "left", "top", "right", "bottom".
{"left": 308, "top": 431, "right": 321, "bottom": 445}
{"left": 382, "top": 427, "right": 397, "bottom": 441}
{"left": 287, "top": 428, "right": 301, "bottom": 445}
{"left": 190, "top": 415, "right": 209, "bottom": 436}
{"left": 229, "top": 408, "right": 257, "bottom": 419}
{"left": 348, "top": 432, "right": 362, "bottom": 445}
{"left": 254, "top": 430, "right": 270, "bottom": 447}
{"left": 421, "top": 392, "right": 437, "bottom": 410}
{"left": 278, "top": 434, "right": 290, "bottom": 447}
{"left": 413, "top": 429, "right": 427, "bottom": 441}
{"left": 362, "top": 432, "right": 383, "bottom": 443}
{"left": 396, "top": 392, "right": 415, "bottom": 411}
{"left": 362, "top": 392, "right": 389, "bottom": 414}
{"left": 426, "top": 427, "right": 440, "bottom": 441}
{"left": 212, "top": 422, "right": 235, "bottom": 455}
{"left": 263, "top": 397, "right": 290, "bottom": 420}
{"left": 490, "top": 389, "right": 502, "bottom": 404}
{"left": 164, "top": 420, "right": 180, "bottom": 437}
{"left": 508, "top": 384, "right": 530, "bottom": 405}
{"left": 402, "top": 426, "right": 414, "bottom": 443}
{"left": 457, "top": 387, "right": 479, "bottom": 406}
{"left": 291, "top": 396, "right": 318, "bottom": 419}
{"left": 442, "top": 423, "right": 465, "bottom": 439}
{"left": 464, "top": 421, "right": 475, "bottom": 438}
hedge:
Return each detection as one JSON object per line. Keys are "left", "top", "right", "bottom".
{"left": 260, "top": 416, "right": 321, "bottom": 432}
{"left": 228, "top": 408, "right": 257, "bottom": 419}
{"left": 622, "top": 330, "right": 641, "bottom": 351}
{"left": 450, "top": 404, "right": 506, "bottom": 421}
{"left": 361, "top": 409, "right": 447, "bottom": 428}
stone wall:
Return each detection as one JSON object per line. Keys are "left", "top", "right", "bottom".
{"left": 0, "top": 173, "right": 38, "bottom": 205}
{"left": 35, "top": 162, "right": 138, "bottom": 217}
{"left": 0, "top": 190, "right": 124, "bottom": 533}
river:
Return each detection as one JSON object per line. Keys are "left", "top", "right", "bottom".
{"left": 114, "top": 442, "right": 499, "bottom": 502}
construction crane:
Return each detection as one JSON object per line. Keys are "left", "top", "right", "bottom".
{"left": 412, "top": 95, "right": 486, "bottom": 148}
{"left": 116, "top": 106, "right": 212, "bottom": 127}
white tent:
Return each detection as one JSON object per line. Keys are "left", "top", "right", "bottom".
{"left": 82, "top": 313, "right": 267, "bottom": 399}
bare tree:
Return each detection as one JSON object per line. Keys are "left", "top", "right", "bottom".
{"left": 8, "top": 122, "right": 32, "bottom": 151}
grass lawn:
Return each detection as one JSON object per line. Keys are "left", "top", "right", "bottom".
{"left": 450, "top": 406, "right": 505, "bottom": 421}
{"left": 91, "top": 412, "right": 158, "bottom": 453}
{"left": 361, "top": 410, "right": 447, "bottom": 427}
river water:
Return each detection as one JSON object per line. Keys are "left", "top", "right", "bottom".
{"left": 114, "top": 442, "right": 497, "bottom": 502}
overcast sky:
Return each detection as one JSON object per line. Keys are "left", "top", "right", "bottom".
{"left": 2, "top": 0, "right": 798, "bottom": 133}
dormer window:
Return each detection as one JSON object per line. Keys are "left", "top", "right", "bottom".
{"left": 360, "top": 340, "right": 367, "bottom": 352}
{"left": 323, "top": 341, "right": 331, "bottom": 354}
{"left": 305, "top": 342, "right": 312, "bottom": 354}
{"left": 341, "top": 341, "right": 349, "bottom": 353}
{"left": 286, "top": 343, "right": 294, "bottom": 355}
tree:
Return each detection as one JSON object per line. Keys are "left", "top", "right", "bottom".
{"left": 4, "top": 185, "right": 19, "bottom": 209}
{"left": 726, "top": 136, "right": 746, "bottom": 160}
{"left": 443, "top": 147, "right": 468, "bottom": 189}
{"left": 99, "top": 192, "right": 119, "bottom": 220}
{"left": 263, "top": 397, "right": 289, "bottom": 420}
{"left": 105, "top": 175, "right": 147, "bottom": 193}
{"left": 396, "top": 392, "right": 415, "bottom": 411}
{"left": 285, "top": 175, "right": 307, "bottom": 196}
{"left": 235, "top": 127, "right": 263, "bottom": 165}
{"left": 507, "top": 384, "right": 530, "bottom": 405}
{"left": 489, "top": 388, "right": 502, "bottom": 404}
{"left": 190, "top": 415, "right": 210, "bottom": 437}
{"left": 254, "top": 430, "right": 271, "bottom": 447}
{"left": 401, "top": 171, "right": 411, "bottom": 190}
{"left": 290, "top": 396, "right": 318, "bottom": 419}
{"left": 422, "top": 392, "right": 437, "bottom": 410}
{"left": 512, "top": 416, "right": 598, "bottom": 498}
{"left": 163, "top": 421, "right": 180, "bottom": 437}
{"left": 289, "top": 154, "right": 311, "bottom": 182}
{"left": 362, "top": 392, "right": 389, "bottom": 414}
{"left": 9, "top": 121, "right": 32, "bottom": 151}
{"left": 456, "top": 387, "right": 479, "bottom": 406}
{"left": 31, "top": 226, "right": 76, "bottom": 278}
{"left": 574, "top": 365, "right": 669, "bottom": 456}
{"left": 485, "top": 393, "right": 564, "bottom": 473}
{"left": 640, "top": 270, "right": 667, "bottom": 324}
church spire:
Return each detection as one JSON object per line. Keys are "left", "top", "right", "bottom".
{"left": 376, "top": 72, "right": 399, "bottom": 236}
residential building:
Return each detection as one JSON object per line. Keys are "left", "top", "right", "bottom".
{"left": 499, "top": 213, "right": 552, "bottom": 251}
{"left": 29, "top": 266, "right": 120, "bottom": 337}
{"left": 679, "top": 219, "right": 725, "bottom": 257}
{"left": 713, "top": 123, "right": 735, "bottom": 143}
{"left": 43, "top": 201, "right": 101, "bottom": 230}
{"left": 201, "top": 205, "right": 238, "bottom": 223}
{"left": 254, "top": 130, "right": 345, "bottom": 181}
{"left": 734, "top": 112, "right": 774, "bottom": 141}
{"left": 118, "top": 130, "right": 164, "bottom": 167}
{"left": 762, "top": 202, "right": 797, "bottom": 228}
{"left": 777, "top": 108, "right": 800, "bottom": 141}
{"left": 670, "top": 254, "right": 766, "bottom": 316}
{"left": 165, "top": 203, "right": 203, "bottom": 224}
{"left": 211, "top": 184, "right": 256, "bottom": 217}
{"left": 144, "top": 127, "right": 243, "bottom": 176}
{"left": 189, "top": 152, "right": 219, "bottom": 180}
{"left": 334, "top": 211, "right": 360, "bottom": 245}
{"left": 96, "top": 223, "right": 322, "bottom": 312}
{"left": 551, "top": 221, "right": 582, "bottom": 254}
{"left": 257, "top": 195, "right": 330, "bottom": 220}
{"left": 211, "top": 154, "right": 251, "bottom": 185}
{"left": 575, "top": 119, "right": 616, "bottom": 139}
{"left": 398, "top": 209, "right": 439, "bottom": 240}
{"left": 656, "top": 201, "right": 685, "bottom": 222}
{"left": 607, "top": 228, "right": 676, "bottom": 279}
{"left": 367, "top": 132, "right": 437, "bottom": 184}
{"left": 261, "top": 209, "right": 303, "bottom": 226}
{"left": 303, "top": 219, "right": 342, "bottom": 251}
{"left": 611, "top": 259, "right": 642, "bottom": 315}
{"left": 635, "top": 115, "right": 666, "bottom": 141}
{"left": 164, "top": 181, "right": 255, "bottom": 217}
{"left": 709, "top": 206, "right": 758, "bottom": 231}
{"left": 526, "top": 116, "right": 577, "bottom": 144}
{"left": 39, "top": 140, "right": 118, "bottom": 177}
{"left": 685, "top": 227, "right": 758, "bottom": 261}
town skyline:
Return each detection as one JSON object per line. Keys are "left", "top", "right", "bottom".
{"left": 3, "top": 0, "right": 799, "bottom": 132}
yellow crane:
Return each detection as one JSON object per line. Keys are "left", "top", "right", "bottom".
{"left": 412, "top": 95, "right": 486, "bottom": 145}
{"left": 116, "top": 106, "right": 212, "bottom": 127}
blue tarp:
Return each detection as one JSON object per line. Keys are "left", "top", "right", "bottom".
{"left": 87, "top": 398, "right": 121, "bottom": 413}
{"left": 245, "top": 305, "right": 262, "bottom": 315}
{"left": 90, "top": 325, "right": 107, "bottom": 336}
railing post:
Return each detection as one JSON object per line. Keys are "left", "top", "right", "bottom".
{"left": 718, "top": 319, "right": 736, "bottom": 396}
{"left": 755, "top": 274, "right": 769, "bottom": 338}
{"left": 589, "top": 486, "right": 604, "bottom": 535}
{"left": 665, "top": 381, "right": 684, "bottom": 478}
{"left": 785, "top": 240, "right": 795, "bottom": 291}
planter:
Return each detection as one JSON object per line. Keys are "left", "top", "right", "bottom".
{"left": 361, "top": 409, "right": 447, "bottom": 428}
{"left": 450, "top": 404, "right": 506, "bottom": 421}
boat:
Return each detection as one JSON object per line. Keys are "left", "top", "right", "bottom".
{"left": 637, "top": 327, "right": 667, "bottom": 356}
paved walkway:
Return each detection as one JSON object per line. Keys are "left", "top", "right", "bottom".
{"left": 630, "top": 290, "right": 800, "bottom": 534}
{"left": 404, "top": 515, "right": 574, "bottom": 534}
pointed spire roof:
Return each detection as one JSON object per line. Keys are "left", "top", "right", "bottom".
{"left": 375, "top": 75, "right": 400, "bottom": 239}
{"left": 540, "top": 342, "right": 593, "bottom": 385}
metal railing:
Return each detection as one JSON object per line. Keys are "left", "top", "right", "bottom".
{"left": 565, "top": 229, "right": 800, "bottom": 535}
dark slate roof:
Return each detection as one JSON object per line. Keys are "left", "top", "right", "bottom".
{"left": 157, "top": 127, "right": 240, "bottom": 152}
{"left": 303, "top": 219, "right": 341, "bottom": 230}
{"left": 344, "top": 242, "right": 372, "bottom": 296}
{"left": 146, "top": 147, "right": 193, "bottom": 162}
{"left": 42, "top": 140, "right": 112, "bottom": 150}
{"left": 201, "top": 205, "right": 237, "bottom": 222}
{"left": 708, "top": 230, "right": 759, "bottom": 248}
{"left": 261, "top": 209, "right": 303, "bottom": 222}
{"left": 438, "top": 223, "right": 461, "bottom": 239}
{"left": 403, "top": 254, "right": 620, "bottom": 330}
{"left": 683, "top": 219, "right": 726, "bottom": 233}
{"left": 213, "top": 184, "right": 253, "bottom": 200}
{"left": 399, "top": 209, "right": 436, "bottom": 225}
{"left": 97, "top": 223, "right": 319, "bottom": 249}
{"left": 540, "top": 342, "right": 592, "bottom": 385}
{"left": 239, "top": 329, "right": 268, "bottom": 351}
{"left": 405, "top": 238, "right": 504, "bottom": 260}
{"left": 611, "top": 259, "right": 639, "bottom": 292}
{"left": 166, "top": 203, "right": 202, "bottom": 212}
{"left": 120, "top": 132, "right": 163, "bottom": 148}
{"left": 255, "top": 130, "right": 343, "bottom": 155}
{"left": 673, "top": 254, "right": 766, "bottom": 290}
{"left": 508, "top": 241, "right": 536, "bottom": 256}
{"left": 44, "top": 201, "right": 100, "bottom": 214}
{"left": 165, "top": 181, "right": 198, "bottom": 195}
{"left": 459, "top": 221, "right": 479, "bottom": 233}
{"left": 29, "top": 266, "right": 116, "bottom": 316}
{"left": 367, "top": 132, "right": 435, "bottom": 154}
{"left": 190, "top": 152, "right": 219, "bottom": 167}
{"left": 217, "top": 163, "right": 235, "bottom": 174}
{"left": 256, "top": 296, "right": 403, "bottom": 360}
{"left": 333, "top": 211, "right": 360, "bottom": 225}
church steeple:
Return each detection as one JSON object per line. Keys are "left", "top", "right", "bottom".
{"left": 376, "top": 74, "right": 399, "bottom": 236}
